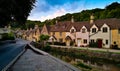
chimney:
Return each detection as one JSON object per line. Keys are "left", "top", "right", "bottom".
{"left": 90, "top": 14, "right": 94, "bottom": 24}
{"left": 71, "top": 16, "right": 74, "bottom": 23}
{"left": 35, "top": 24, "right": 38, "bottom": 29}
{"left": 30, "top": 28, "right": 32, "bottom": 31}
{"left": 55, "top": 20, "right": 58, "bottom": 24}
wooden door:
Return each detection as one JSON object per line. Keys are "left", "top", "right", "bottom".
{"left": 98, "top": 39, "right": 102, "bottom": 48}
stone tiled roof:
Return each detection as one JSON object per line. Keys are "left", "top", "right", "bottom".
{"left": 93, "top": 18, "right": 120, "bottom": 30}
{"left": 50, "top": 21, "right": 72, "bottom": 32}
{"left": 50, "top": 18, "right": 120, "bottom": 32}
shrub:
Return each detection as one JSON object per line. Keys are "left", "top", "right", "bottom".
{"left": 53, "top": 42, "right": 66, "bottom": 46}
{"left": 0, "top": 33, "right": 15, "bottom": 40}
{"left": 42, "top": 44, "right": 51, "bottom": 52}
{"left": 89, "top": 42, "right": 98, "bottom": 48}
{"left": 76, "top": 62, "right": 92, "bottom": 69}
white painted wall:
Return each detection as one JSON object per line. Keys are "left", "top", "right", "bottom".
{"left": 76, "top": 26, "right": 89, "bottom": 46}
{"left": 90, "top": 24, "right": 111, "bottom": 48}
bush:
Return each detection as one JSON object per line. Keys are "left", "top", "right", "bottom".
{"left": 0, "top": 33, "right": 15, "bottom": 40}
{"left": 76, "top": 62, "right": 92, "bottom": 69}
{"left": 42, "top": 44, "right": 51, "bottom": 52}
{"left": 89, "top": 42, "right": 98, "bottom": 48}
{"left": 53, "top": 42, "right": 66, "bottom": 46}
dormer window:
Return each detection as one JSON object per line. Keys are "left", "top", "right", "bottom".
{"left": 103, "top": 27, "right": 108, "bottom": 33}
{"left": 82, "top": 28, "right": 86, "bottom": 33}
{"left": 71, "top": 29, "right": 74, "bottom": 33}
{"left": 92, "top": 28, "right": 96, "bottom": 33}
{"left": 118, "top": 28, "right": 120, "bottom": 34}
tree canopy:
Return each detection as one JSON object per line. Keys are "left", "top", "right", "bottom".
{"left": 40, "top": 34, "right": 50, "bottom": 41}
{"left": 6, "top": 2, "right": 120, "bottom": 29}
{"left": 43, "top": 2, "right": 120, "bottom": 25}
{"left": 0, "top": 0, "right": 36, "bottom": 27}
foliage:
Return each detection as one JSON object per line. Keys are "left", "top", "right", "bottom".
{"left": 53, "top": 42, "right": 66, "bottom": 46}
{"left": 0, "top": 0, "right": 36, "bottom": 27}
{"left": 41, "top": 2, "right": 120, "bottom": 26}
{"left": 6, "top": 2, "right": 120, "bottom": 29}
{"left": 39, "top": 34, "right": 50, "bottom": 41}
{"left": 41, "top": 44, "right": 51, "bottom": 52}
{"left": 0, "top": 33, "right": 15, "bottom": 40}
{"left": 89, "top": 42, "right": 98, "bottom": 48}
{"left": 76, "top": 62, "right": 92, "bottom": 70}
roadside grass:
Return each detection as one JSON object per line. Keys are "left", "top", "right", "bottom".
{"left": 77, "top": 48, "right": 120, "bottom": 54}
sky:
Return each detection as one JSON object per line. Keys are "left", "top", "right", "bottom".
{"left": 28, "top": 0, "right": 120, "bottom": 22}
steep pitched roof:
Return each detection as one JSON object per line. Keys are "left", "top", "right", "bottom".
{"left": 50, "top": 21, "right": 72, "bottom": 32}
{"left": 50, "top": 18, "right": 120, "bottom": 32}
{"left": 93, "top": 18, "right": 120, "bottom": 30}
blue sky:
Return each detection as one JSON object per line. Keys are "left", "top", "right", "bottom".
{"left": 28, "top": 0, "right": 120, "bottom": 22}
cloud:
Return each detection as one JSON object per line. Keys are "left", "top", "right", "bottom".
{"left": 40, "top": 8, "right": 66, "bottom": 22}
{"left": 28, "top": 0, "right": 86, "bottom": 21}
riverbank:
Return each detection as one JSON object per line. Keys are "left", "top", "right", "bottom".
{"left": 30, "top": 42, "right": 120, "bottom": 71}
{"left": 48, "top": 46, "right": 120, "bottom": 71}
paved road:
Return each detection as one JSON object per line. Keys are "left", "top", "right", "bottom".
{"left": 8, "top": 49, "right": 80, "bottom": 71}
{"left": 0, "top": 39, "right": 29, "bottom": 71}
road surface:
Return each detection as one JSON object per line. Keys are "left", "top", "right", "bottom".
{"left": 0, "top": 39, "right": 29, "bottom": 71}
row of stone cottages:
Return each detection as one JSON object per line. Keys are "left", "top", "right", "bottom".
{"left": 16, "top": 15, "right": 120, "bottom": 48}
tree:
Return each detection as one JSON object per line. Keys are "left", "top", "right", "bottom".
{"left": 40, "top": 34, "right": 50, "bottom": 41}
{"left": 105, "top": 2, "right": 120, "bottom": 10}
{"left": 39, "top": 34, "right": 50, "bottom": 47}
{"left": 0, "top": 0, "right": 36, "bottom": 27}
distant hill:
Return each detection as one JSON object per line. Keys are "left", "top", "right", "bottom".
{"left": 43, "top": 2, "right": 120, "bottom": 25}
{"left": 12, "top": 2, "right": 120, "bottom": 29}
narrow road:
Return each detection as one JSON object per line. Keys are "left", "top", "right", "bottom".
{"left": 0, "top": 39, "right": 29, "bottom": 71}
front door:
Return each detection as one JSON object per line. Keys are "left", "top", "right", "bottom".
{"left": 66, "top": 40, "right": 70, "bottom": 46}
{"left": 77, "top": 39, "right": 81, "bottom": 47}
{"left": 98, "top": 39, "right": 102, "bottom": 48}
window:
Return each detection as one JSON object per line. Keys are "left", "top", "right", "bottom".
{"left": 59, "top": 38, "right": 63, "bottom": 42}
{"left": 106, "top": 40, "right": 108, "bottom": 45}
{"left": 91, "top": 39, "right": 94, "bottom": 43}
{"left": 82, "top": 28, "right": 86, "bottom": 33}
{"left": 83, "top": 39, "right": 87, "bottom": 44}
{"left": 92, "top": 28, "right": 96, "bottom": 33}
{"left": 103, "top": 27, "right": 108, "bottom": 33}
{"left": 53, "top": 32, "right": 55, "bottom": 35}
{"left": 60, "top": 32, "right": 62, "bottom": 36}
{"left": 118, "top": 28, "right": 120, "bottom": 34}
{"left": 71, "top": 29, "right": 74, "bottom": 33}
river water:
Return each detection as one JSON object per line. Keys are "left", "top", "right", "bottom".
{"left": 50, "top": 53, "right": 120, "bottom": 71}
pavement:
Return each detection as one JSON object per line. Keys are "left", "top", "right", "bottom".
{"left": 7, "top": 45, "right": 80, "bottom": 71}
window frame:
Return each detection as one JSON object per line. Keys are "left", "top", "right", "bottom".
{"left": 103, "top": 27, "right": 108, "bottom": 33}
{"left": 82, "top": 28, "right": 86, "bottom": 33}
{"left": 92, "top": 28, "right": 96, "bottom": 33}
{"left": 106, "top": 40, "right": 108, "bottom": 45}
{"left": 118, "top": 28, "right": 120, "bottom": 34}
{"left": 83, "top": 39, "right": 87, "bottom": 44}
{"left": 70, "top": 29, "right": 75, "bottom": 33}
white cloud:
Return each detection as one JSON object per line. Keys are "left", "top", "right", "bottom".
{"left": 28, "top": 0, "right": 85, "bottom": 21}
{"left": 40, "top": 8, "right": 66, "bottom": 22}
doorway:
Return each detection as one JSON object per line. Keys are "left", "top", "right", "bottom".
{"left": 97, "top": 39, "right": 102, "bottom": 48}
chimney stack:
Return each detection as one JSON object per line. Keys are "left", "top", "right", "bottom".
{"left": 90, "top": 14, "right": 94, "bottom": 24}
{"left": 35, "top": 24, "right": 38, "bottom": 29}
{"left": 71, "top": 16, "right": 74, "bottom": 23}
{"left": 55, "top": 20, "right": 58, "bottom": 24}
